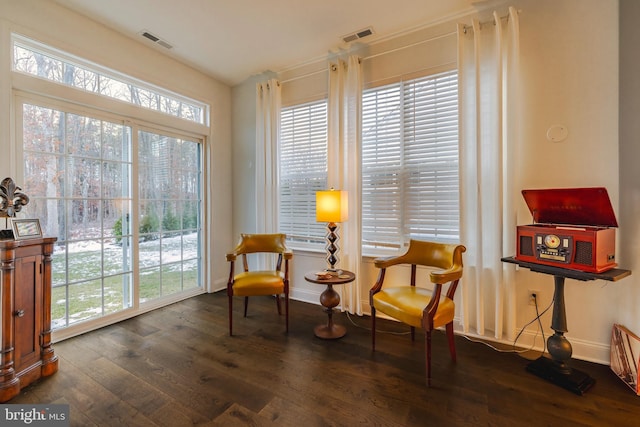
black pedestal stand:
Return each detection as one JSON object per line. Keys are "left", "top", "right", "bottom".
{"left": 525, "top": 275, "right": 595, "bottom": 395}
{"left": 501, "top": 257, "right": 631, "bottom": 395}
{"left": 526, "top": 356, "right": 594, "bottom": 395}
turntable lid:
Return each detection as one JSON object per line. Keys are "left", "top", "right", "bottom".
{"left": 521, "top": 187, "right": 618, "bottom": 227}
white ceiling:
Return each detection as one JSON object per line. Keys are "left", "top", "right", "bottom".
{"left": 53, "top": 0, "right": 487, "bottom": 86}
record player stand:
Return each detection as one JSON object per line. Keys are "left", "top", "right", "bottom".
{"left": 501, "top": 257, "right": 631, "bottom": 395}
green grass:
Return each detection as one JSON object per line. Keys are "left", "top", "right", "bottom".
{"left": 50, "top": 244, "right": 200, "bottom": 329}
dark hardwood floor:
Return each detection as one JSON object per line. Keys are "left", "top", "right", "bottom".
{"left": 9, "top": 292, "right": 640, "bottom": 426}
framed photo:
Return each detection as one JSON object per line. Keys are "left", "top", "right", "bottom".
{"left": 12, "top": 219, "right": 43, "bottom": 240}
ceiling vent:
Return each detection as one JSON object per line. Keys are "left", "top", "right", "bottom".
{"left": 342, "top": 27, "right": 374, "bottom": 43}
{"left": 140, "top": 30, "right": 174, "bottom": 50}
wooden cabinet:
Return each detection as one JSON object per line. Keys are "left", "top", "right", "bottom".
{"left": 0, "top": 237, "right": 57, "bottom": 402}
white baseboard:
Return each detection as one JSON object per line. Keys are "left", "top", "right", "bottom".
{"left": 213, "top": 285, "right": 612, "bottom": 365}
{"left": 458, "top": 327, "right": 611, "bottom": 365}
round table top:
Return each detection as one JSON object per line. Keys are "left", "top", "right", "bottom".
{"left": 304, "top": 270, "right": 355, "bottom": 285}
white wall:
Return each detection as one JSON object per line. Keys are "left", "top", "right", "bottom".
{"left": 0, "top": 0, "right": 233, "bottom": 294}
{"left": 619, "top": 0, "right": 640, "bottom": 353}
{"left": 514, "top": 0, "right": 622, "bottom": 363}
{"left": 232, "top": 0, "right": 632, "bottom": 364}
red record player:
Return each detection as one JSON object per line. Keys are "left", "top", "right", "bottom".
{"left": 515, "top": 187, "right": 618, "bottom": 273}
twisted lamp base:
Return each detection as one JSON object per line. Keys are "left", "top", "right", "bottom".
{"left": 325, "top": 222, "right": 339, "bottom": 271}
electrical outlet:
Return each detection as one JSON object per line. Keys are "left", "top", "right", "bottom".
{"left": 528, "top": 289, "right": 540, "bottom": 306}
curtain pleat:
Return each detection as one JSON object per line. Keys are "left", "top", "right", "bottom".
{"left": 255, "top": 79, "right": 281, "bottom": 268}
{"left": 458, "top": 6, "right": 521, "bottom": 341}
{"left": 328, "top": 55, "right": 363, "bottom": 315}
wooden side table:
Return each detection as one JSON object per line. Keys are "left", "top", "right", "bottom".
{"left": 304, "top": 270, "right": 355, "bottom": 339}
{"left": 0, "top": 237, "right": 58, "bottom": 402}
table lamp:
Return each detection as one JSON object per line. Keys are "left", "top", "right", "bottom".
{"left": 316, "top": 188, "right": 348, "bottom": 271}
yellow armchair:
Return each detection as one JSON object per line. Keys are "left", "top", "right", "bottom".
{"left": 226, "top": 233, "right": 293, "bottom": 335}
{"left": 369, "top": 239, "right": 466, "bottom": 385}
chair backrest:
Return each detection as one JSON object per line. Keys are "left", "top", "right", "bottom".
{"left": 234, "top": 233, "right": 287, "bottom": 255}
{"left": 229, "top": 233, "right": 291, "bottom": 273}
{"left": 373, "top": 239, "right": 465, "bottom": 295}
{"left": 402, "top": 239, "right": 465, "bottom": 271}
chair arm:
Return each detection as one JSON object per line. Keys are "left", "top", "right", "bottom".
{"left": 226, "top": 252, "right": 237, "bottom": 262}
{"left": 422, "top": 283, "right": 443, "bottom": 331}
{"left": 369, "top": 267, "right": 387, "bottom": 306}
{"left": 226, "top": 257, "right": 236, "bottom": 295}
{"left": 429, "top": 265, "right": 463, "bottom": 285}
{"left": 373, "top": 254, "right": 408, "bottom": 269}
{"left": 283, "top": 249, "right": 293, "bottom": 260}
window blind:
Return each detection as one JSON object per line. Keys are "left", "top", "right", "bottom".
{"left": 279, "top": 100, "right": 328, "bottom": 245}
{"left": 362, "top": 70, "right": 459, "bottom": 251}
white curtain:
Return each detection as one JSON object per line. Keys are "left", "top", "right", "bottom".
{"left": 328, "top": 55, "right": 363, "bottom": 315}
{"left": 255, "top": 79, "right": 281, "bottom": 234}
{"left": 458, "top": 7, "right": 521, "bottom": 341}
{"left": 255, "top": 79, "right": 281, "bottom": 269}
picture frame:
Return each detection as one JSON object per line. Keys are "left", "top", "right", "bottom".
{"left": 12, "top": 218, "right": 43, "bottom": 240}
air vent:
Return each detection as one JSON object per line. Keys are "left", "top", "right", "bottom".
{"left": 341, "top": 26, "right": 374, "bottom": 43}
{"left": 139, "top": 30, "right": 173, "bottom": 50}
{"left": 156, "top": 40, "right": 173, "bottom": 50}
{"left": 141, "top": 32, "right": 159, "bottom": 42}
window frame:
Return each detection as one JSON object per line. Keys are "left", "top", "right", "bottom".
{"left": 278, "top": 98, "right": 329, "bottom": 251}
{"left": 10, "top": 33, "right": 209, "bottom": 341}
{"left": 361, "top": 67, "right": 460, "bottom": 256}
{"left": 11, "top": 34, "right": 209, "bottom": 127}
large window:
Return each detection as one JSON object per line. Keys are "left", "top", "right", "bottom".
{"left": 361, "top": 70, "right": 459, "bottom": 252}
{"left": 19, "top": 102, "right": 203, "bottom": 329}
{"left": 22, "top": 104, "right": 134, "bottom": 328}
{"left": 279, "top": 100, "right": 328, "bottom": 246}
{"left": 137, "top": 130, "right": 201, "bottom": 301}
{"left": 13, "top": 34, "right": 206, "bottom": 334}
{"left": 12, "top": 34, "right": 207, "bottom": 125}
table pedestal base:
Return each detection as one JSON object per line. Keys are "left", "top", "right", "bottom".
{"left": 526, "top": 357, "right": 595, "bottom": 395}
{"left": 304, "top": 270, "right": 355, "bottom": 340}
{"left": 314, "top": 323, "right": 346, "bottom": 340}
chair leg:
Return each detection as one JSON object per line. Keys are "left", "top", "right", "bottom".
{"left": 228, "top": 295, "right": 233, "bottom": 336}
{"left": 275, "top": 294, "right": 282, "bottom": 315}
{"left": 243, "top": 297, "right": 249, "bottom": 317}
{"left": 446, "top": 322, "right": 457, "bottom": 362}
{"left": 410, "top": 326, "right": 415, "bottom": 342}
{"left": 425, "top": 330, "right": 432, "bottom": 386}
{"left": 371, "top": 307, "right": 377, "bottom": 351}
{"left": 285, "top": 293, "right": 289, "bottom": 333}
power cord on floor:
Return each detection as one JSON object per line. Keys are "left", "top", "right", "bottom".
{"left": 345, "top": 310, "right": 412, "bottom": 335}
{"left": 342, "top": 294, "right": 555, "bottom": 356}
{"left": 461, "top": 294, "right": 553, "bottom": 357}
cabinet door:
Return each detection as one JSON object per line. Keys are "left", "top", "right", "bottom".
{"left": 13, "top": 255, "right": 43, "bottom": 374}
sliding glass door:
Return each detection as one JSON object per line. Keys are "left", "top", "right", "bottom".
{"left": 137, "top": 130, "right": 201, "bottom": 301}
{"left": 20, "top": 100, "right": 202, "bottom": 330}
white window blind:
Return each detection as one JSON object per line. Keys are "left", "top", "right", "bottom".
{"left": 362, "top": 70, "right": 459, "bottom": 251}
{"left": 279, "top": 100, "right": 328, "bottom": 245}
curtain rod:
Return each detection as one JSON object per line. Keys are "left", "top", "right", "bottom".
{"left": 280, "top": 68, "right": 325, "bottom": 84}
{"left": 462, "top": 10, "right": 518, "bottom": 34}
{"left": 280, "top": 30, "right": 456, "bottom": 84}
{"left": 280, "top": 9, "right": 519, "bottom": 84}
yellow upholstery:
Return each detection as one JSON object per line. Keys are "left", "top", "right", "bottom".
{"left": 226, "top": 233, "right": 292, "bottom": 335}
{"left": 227, "top": 233, "right": 289, "bottom": 257}
{"left": 373, "top": 288, "right": 455, "bottom": 329}
{"left": 369, "top": 239, "right": 466, "bottom": 386}
{"left": 232, "top": 271, "right": 284, "bottom": 296}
